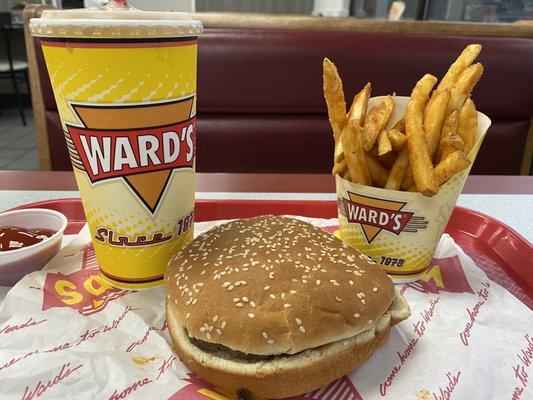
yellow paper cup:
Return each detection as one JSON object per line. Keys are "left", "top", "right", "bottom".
{"left": 30, "top": 10, "right": 202, "bottom": 288}
{"left": 336, "top": 96, "right": 491, "bottom": 282}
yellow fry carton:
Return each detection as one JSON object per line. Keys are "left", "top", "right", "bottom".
{"left": 336, "top": 96, "right": 491, "bottom": 282}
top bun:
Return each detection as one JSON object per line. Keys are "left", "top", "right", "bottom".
{"left": 165, "top": 216, "right": 395, "bottom": 356}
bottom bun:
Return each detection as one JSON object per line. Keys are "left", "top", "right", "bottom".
{"left": 167, "top": 290, "right": 409, "bottom": 399}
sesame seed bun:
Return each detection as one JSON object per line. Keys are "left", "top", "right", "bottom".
{"left": 165, "top": 216, "right": 410, "bottom": 398}
{"left": 166, "top": 290, "right": 409, "bottom": 399}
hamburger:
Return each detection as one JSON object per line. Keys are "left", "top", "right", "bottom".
{"left": 165, "top": 216, "right": 409, "bottom": 399}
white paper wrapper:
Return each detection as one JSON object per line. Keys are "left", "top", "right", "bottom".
{"left": 337, "top": 96, "right": 491, "bottom": 283}
{"left": 0, "top": 218, "right": 531, "bottom": 400}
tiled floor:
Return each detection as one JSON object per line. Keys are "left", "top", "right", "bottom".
{"left": 0, "top": 108, "right": 38, "bottom": 170}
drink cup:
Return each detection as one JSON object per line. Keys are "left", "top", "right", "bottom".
{"left": 30, "top": 3, "right": 202, "bottom": 288}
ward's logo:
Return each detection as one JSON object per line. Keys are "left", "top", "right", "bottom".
{"left": 338, "top": 192, "right": 428, "bottom": 243}
{"left": 65, "top": 96, "right": 196, "bottom": 214}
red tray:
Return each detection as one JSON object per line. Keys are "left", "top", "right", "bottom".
{"left": 13, "top": 198, "right": 533, "bottom": 305}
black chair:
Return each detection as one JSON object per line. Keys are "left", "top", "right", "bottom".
{"left": 0, "top": 22, "right": 30, "bottom": 126}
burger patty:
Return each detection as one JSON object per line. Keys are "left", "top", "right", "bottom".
{"left": 188, "top": 331, "right": 280, "bottom": 363}
{"left": 186, "top": 326, "right": 364, "bottom": 364}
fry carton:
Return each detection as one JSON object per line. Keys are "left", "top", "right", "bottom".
{"left": 336, "top": 96, "right": 491, "bottom": 282}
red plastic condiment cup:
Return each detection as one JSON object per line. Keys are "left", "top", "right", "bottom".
{"left": 0, "top": 208, "right": 68, "bottom": 286}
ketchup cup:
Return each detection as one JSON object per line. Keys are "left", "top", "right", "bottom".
{"left": 0, "top": 209, "right": 68, "bottom": 286}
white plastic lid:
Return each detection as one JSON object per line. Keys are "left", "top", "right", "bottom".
{"left": 30, "top": 7, "right": 202, "bottom": 38}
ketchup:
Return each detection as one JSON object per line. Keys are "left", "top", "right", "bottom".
{"left": 0, "top": 226, "right": 56, "bottom": 252}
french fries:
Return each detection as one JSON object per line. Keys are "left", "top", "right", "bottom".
{"left": 401, "top": 167, "right": 414, "bottom": 190}
{"left": 408, "top": 151, "right": 470, "bottom": 191}
{"left": 378, "top": 152, "right": 397, "bottom": 169}
{"left": 387, "top": 129, "right": 407, "bottom": 152}
{"left": 436, "top": 111, "right": 459, "bottom": 162}
{"left": 392, "top": 117, "right": 405, "bottom": 133}
{"left": 424, "top": 89, "right": 450, "bottom": 161}
{"left": 362, "top": 96, "right": 395, "bottom": 151}
{"left": 332, "top": 139, "right": 346, "bottom": 175}
{"left": 441, "top": 110, "right": 459, "bottom": 138}
{"left": 323, "top": 58, "right": 346, "bottom": 142}
{"left": 438, "top": 133, "right": 465, "bottom": 162}
{"left": 332, "top": 158, "right": 347, "bottom": 176}
{"left": 332, "top": 82, "right": 372, "bottom": 175}
{"left": 341, "top": 123, "right": 372, "bottom": 186}
{"left": 437, "top": 44, "right": 482, "bottom": 92}
{"left": 340, "top": 85, "right": 373, "bottom": 186}
{"left": 434, "top": 151, "right": 470, "bottom": 185}
{"left": 385, "top": 149, "right": 410, "bottom": 190}
{"left": 446, "top": 63, "right": 484, "bottom": 116}
{"left": 350, "top": 82, "right": 371, "bottom": 126}
{"left": 365, "top": 153, "right": 390, "bottom": 188}
{"left": 325, "top": 44, "right": 483, "bottom": 197}
{"left": 458, "top": 98, "right": 478, "bottom": 154}
{"left": 377, "top": 129, "right": 392, "bottom": 156}
{"left": 426, "top": 44, "right": 482, "bottom": 112}
{"left": 405, "top": 74, "right": 439, "bottom": 196}
{"left": 342, "top": 169, "right": 351, "bottom": 181}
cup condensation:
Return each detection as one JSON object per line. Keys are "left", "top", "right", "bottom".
{"left": 336, "top": 96, "right": 491, "bottom": 282}
{"left": 30, "top": 9, "right": 202, "bottom": 288}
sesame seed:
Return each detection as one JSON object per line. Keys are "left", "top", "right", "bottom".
{"left": 250, "top": 301, "right": 256, "bottom": 308}
{"left": 206, "top": 333, "right": 212, "bottom": 340}
{"left": 349, "top": 280, "right": 354, "bottom": 286}
{"left": 295, "top": 318, "right": 302, "bottom": 325}
{"left": 299, "top": 326, "right": 306, "bottom": 333}
{"left": 269, "top": 294, "right": 276, "bottom": 299}
{"left": 267, "top": 339, "right": 275, "bottom": 344}
{"left": 284, "top": 303, "right": 292, "bottom": 309}
{"left": 174, "top": 299, "right": 178, "bottom": 304}
{"left": 233, "top": 298, "right": 240, "bottom": 303}
{"left": 316, "top": 280, "right": 321, "bottom": 286}
{"left": 262, "top": 332, "right": 268, "bottom": 339}
{"left": 373, "top": 287, "right": 378, "bottom": 292}
{"left": 185, "top": 313, "right": 190, "bottom": 320}
{"left": 290, "top": 290, "right": 297, "bottom": 295}
{"left": 361, "top": 299, "right": 366, "bottom": 304}
{"left": 235, "top": 302, "right": 244, "bottom": 308}
{"left": 336, "top": 296, "right": 342, "bottom": 302}
{"left": 264, "top": 285, "right": 271, "bottom": 291}
{"left": 248, "top": 313, "right": 255, "bottom": 319}
{"left": 354, "top": 313, "right": 360, "bottom": 318}
{"left": 228, "top": 285, "right": 234, "bottom": 291}
{"left": 222, "top": 282, "right": 230, "bottom": 288}
{"left": 213, "top": 315, "right": 219, "bottom": 322}
{"left": 200, "top": 327, "right": 206, "bottom": 332}
{"left": 221, "top": 321, "right": 227, "bottom": 329}
{"left": 192, "top": 298, "right": 197, "bottom": 305}
{"left": 216, "top": 329, "right": 222, "bottom": 335}
{"left": 242, "top": 296, "right": 249, "bottom": 302}
{"left": 367, "top": 320, "right": 373, "bottom": 325}
{"left": 281, "top": 293, "right": 286, "bottom": 300}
